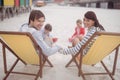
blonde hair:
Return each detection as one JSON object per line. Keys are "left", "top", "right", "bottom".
{"left": 76, "top": 19, "right": 82, "bottom": 24}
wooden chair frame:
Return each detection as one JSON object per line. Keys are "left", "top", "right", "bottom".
{"left": 0, "top": 31, "right": 53, "bottom": 80}
{"left": 65, "top": 32, "right": 120, "bottom": 80}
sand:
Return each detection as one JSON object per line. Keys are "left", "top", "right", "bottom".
{"left": 0, "top": 4, "right": 120, "bottom": 80}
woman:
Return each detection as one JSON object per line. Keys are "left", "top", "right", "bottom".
{"left": 20, "top": 10, "right": 62, "bottom": 56}
{"left": 60, "top": 11, "right": 105, "bottom": 55}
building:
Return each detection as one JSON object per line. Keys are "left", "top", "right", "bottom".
{"left": 69, "top": 0, "right": 120, "bottom": 9}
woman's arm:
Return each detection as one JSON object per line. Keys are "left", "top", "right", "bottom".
{"left": 61, "top": 27, "right": 96, "bottom": 55}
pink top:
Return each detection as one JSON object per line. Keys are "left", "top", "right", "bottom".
{"left": 69, "top": 26, "right": 85, "bottom": 42}
{"left": 72, "top": 27, "right": 85, "bottom": 38}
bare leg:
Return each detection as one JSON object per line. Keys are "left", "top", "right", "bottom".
{"left": 72, "top": 37, "right": 81, "bottom": 61}
{"left": 72, "top": 37, "right": 80, "bottom": 46}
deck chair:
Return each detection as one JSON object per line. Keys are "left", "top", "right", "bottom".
{"left": 65, "top": 31, "right": 120, "bottom": 80}
{"left": 0, "top": 31, "right": 53, "bottom": 80}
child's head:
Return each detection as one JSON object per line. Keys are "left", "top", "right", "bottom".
{"left": 76, "top": 19, "right": 82, "bottom": 27}
{"left": 44, "top": 23, "right": 52, "bottom": 34}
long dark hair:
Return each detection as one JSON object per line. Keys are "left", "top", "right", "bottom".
{"left": 84, "top": 11, "right": 105, "bottom": 31}
{"left": 28, "top": 10, "right": 45, "bottom": 24}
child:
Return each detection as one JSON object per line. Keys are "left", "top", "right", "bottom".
{"left": 42, "top": 23, "right": 58, "bottom": 47}
{"left": 69, "top": 19, "right": 85, "bottom": 45}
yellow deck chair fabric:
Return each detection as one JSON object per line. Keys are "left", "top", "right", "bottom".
{"left": 0, "top": 31, "right": 53, "bottom": 80}
{"left": 65, "top": 32, "right": 120, "bottom": 80}
{"left": 83, "top": 35, "right": 120, "bottom": 65}
{"left": 0, "top": 34, "right": 39, "bottom": 64}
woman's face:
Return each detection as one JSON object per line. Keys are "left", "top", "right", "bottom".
{"left": 31, "top": 17, "right": 45, "bottom": 30}
{"left": 83, "top": 17, "right": 95, "bottom": 28}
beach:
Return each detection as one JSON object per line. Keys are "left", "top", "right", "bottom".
{"left": 0, "top": 4, "right": 120, "bottom": 80}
